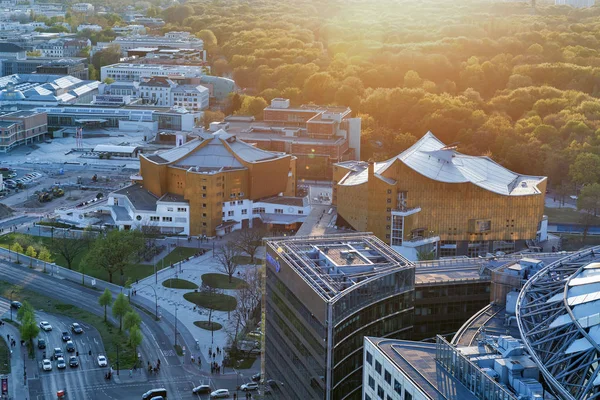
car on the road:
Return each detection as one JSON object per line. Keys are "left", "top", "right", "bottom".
{"left": 240, "top": 383, "right": 259, "bottom": 391}
{"left": 37, "top": 338, "right": 46, "bottom": 349}
{"left": 39, "top": 321, "right": 52, "bottom": 331}
{"left": 61, "top": 331, "right": 71, "bottom": 342}
{"left": 10, "top": 301, "right": 22, "bottom": 309}
{"left": 68, "top": 356, "right": 79, "bottom": 368}
{"left": 149, "top": 397, "right": 164, "bottom": 400}
{"left": 42, "top": 359, "right": 52, "bottom": 371}
{"left": 71, "top": 322, "right": 83, "bottom": 334}
{"left": 570, "top": 195, "right": 579, "bottom": 200}
{"left": 66, "top": 340, "right": 75, "bottom": 353}
{"left": 142, "top": 388, "right": 168, "bottom": 399}
{"left": 97, "top": 355, "right": 107, "bottom": 367}
{"left": 210, "top": 389, "right": 230, "bottom": 398}
{"left": 53, "top": 348, "right": 63, "bottom": 360}
{"left": 56, "top": 356, "right": 66, "bottom": 369}
{"left": 251, "top": 373, "right": 261, "bottom": 382}
{"left": 192, "top": 384, "right": 211, "bottom": 394}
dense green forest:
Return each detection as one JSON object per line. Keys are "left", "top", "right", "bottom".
{"left": 159, "top": 0, "right": 600, "bottom": 189}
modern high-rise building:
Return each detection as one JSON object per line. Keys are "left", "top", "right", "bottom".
{"left": 264, "top": 233, "right": 415, "bottom": 400}
{"left": 333, "top": 132, "right": 547, "bottom": 261}
{"left": 362, "top": 246, "right": 600, "bottom": 400}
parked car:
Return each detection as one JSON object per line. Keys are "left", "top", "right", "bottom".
{"left": 53, "top": 348, "right": 63, "bottom": 360}
{"left": 68, "top": 356, "right": 79, "bottom": 367}
{"left": 142, "top": 388, "right": 167, "bottom": 399}
{"left": 210, "top": 389, "right": 230, "bottom": 398}
{"left": 71, "top": 322, "right": 83, "bottom": 334}
{"left": 192, "top": 385, "right": 211, "bottom": 394}
{"left": 56, "top": 356, "right": 66, "bottom": 369}
{"left": 37, "top": 338, "right": 46, "bottom": 349}
{"left": 66, "top": 340, "right": 75, "bottom": 353}
{"left": 97, "top": 355, "right": 107, "bottom": 367}
{"left": 42, "top": 359, "right": 52, "bottom": 371}
{"left": 39, "top": 321, "right": 52, "bottom": 331}
{"left": 61, "top": 331, "right": 71, "bottom": 342}
{"left": 240, "top": 382, "right": 259, "bottom": 391}
{"left": 251, "top": 373, "right": 261, "bottom": 382}
{"left": 10, "top": 301, "right": 22, "bottom": 309}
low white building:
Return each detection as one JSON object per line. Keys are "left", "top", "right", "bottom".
{"left": 171, "top": 84, "right": 209, "bottom": 111}
{"left": 107, "top": 184, "right": 191, "bottom": 234}
{"left": 100, "top": 63, "right": 204, "bottom": 82}
{"left": 112, "top": 25, "right": 146, "bottom": 35}
{"left": 555, "top": 0, "right": 595, "bottom": 6}
{"left": 71, "top": 3, "right": 94, "bottom": 13}
{"left": 77, "top": 24, "right": 102, "bottom": 32}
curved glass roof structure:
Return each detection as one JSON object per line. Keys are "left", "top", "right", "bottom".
{"left": 517, "top": 246, "right": 600, "bottom": 400}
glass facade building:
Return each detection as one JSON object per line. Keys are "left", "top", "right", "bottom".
{"left": 264, "top": 234, "right": 414, "bottom": 400}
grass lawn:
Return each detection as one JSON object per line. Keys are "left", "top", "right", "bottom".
{"left": 201, "top": 273, "right": 246, "bottom": 290}
{"left": 161, "top": 247, "right": 200, "bottom": 266}
{"left": 162, "top": 278, "right": 198, "bottom": 290}
{"left": 560, "top": 234, "right": 600, "bottom": 251}
{"left": 544, "top": 207, "right": 600, "bottom": 224}
{"left": 194, "top": 320, "right": 222, "bottom": 331}
{"left": 174, "top": 344, "right": 183, "bottom": 356}
{"left": 234, "top": 356, "right": 257, "bottom": 369}
{"left": 0, "top": 335, "right": 9, "bottom": 374}
{"left": 0, "top": 281, "right": 136, "bottom": 369}
{"left": 0, "top": 234, "right": 162, "bottom": 285}
{"left": 183, "top": 291, "right": 237, "bottom": 312}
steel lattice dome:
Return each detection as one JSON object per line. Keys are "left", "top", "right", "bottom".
{"left": 517, "top": 247, "right": 600, "bottom": 400}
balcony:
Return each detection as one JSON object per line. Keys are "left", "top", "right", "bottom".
{"left": 391, "top": 206, "right": 421, "bottom": 217}
{"left": 402, "top": 235, "right": 440, "bottom": 248}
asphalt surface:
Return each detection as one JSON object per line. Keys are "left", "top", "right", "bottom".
{"left": 28, "top": 312, "right": 106, "bottom": 400}
{"left": 0, "top": 259, "right": 262, "bottom": 399}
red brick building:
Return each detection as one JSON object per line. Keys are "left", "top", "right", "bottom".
{"left": 225, "top": 98, "right": 361, "bottom": 180}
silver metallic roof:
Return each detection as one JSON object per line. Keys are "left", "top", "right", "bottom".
{"left": 338, "top": 132, "right": 546, "bottom": 196}
{"left": 517, "top": 246, "right": 600, "bottom": 400}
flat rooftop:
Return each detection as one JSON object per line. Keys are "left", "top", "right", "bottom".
{"left": 265, "top": 233, "right": 412, "bottom": 300}
{"left": 367, "top": 337, "right": 479, "bottom": 400}
{"left": 224, "top": 122, "right": 346, "bottom": 145}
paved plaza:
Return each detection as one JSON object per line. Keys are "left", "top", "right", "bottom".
{"left": 134, "top": 248, "right": 262, "bottom": 367}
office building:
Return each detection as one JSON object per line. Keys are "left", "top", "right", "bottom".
{"left": 95, "top": 32, "right": 203, "bottom": 56}
{"left": 101, "top": 63, "right": 204, "bottom": 83}
{"left": 0, "top": 110, "right": 47, "bottom": 152}
{"left": 77, "top": 24, "right": 102, "bottom": 32}
{"left": 35, "top": 38, "right": 90, "bottom": 58}
{"left": 71, "top": 3, "right": 94, "bottom": 14}
{"left": 0, "top": 42, "right": 26, "bottom": 60}
{"left": 139, "top": 76, "right": 209, "bottom": 111}
{"left": 362, "top": 246, "right": 600, "bottom": 400}
{"left": 264, "top": 233, "right": 414, "bottom": 400}
{"left": 555, "top": 0, "right": 595, "bottom": 6}
{"left": 224, "top": 98, "right": 361, "bottom": 179}
{"left": 333, "top": 132, "right": 547, "bottom": 260}
{"left": 1, "top": 55, "right": 87, "bottom": 78}
{"left": 107, "top": 130, "right": 301, "bottom": 235}
{"left": 34, "top": 105, "right": 201, "bottom": 132}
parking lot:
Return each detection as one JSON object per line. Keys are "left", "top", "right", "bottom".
{"left": 28, "top": 311, "right": 108, "bottom": 399}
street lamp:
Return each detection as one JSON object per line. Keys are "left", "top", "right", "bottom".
{"left": 174, "top": 303, "right": 178, "bottom": 347}
{"left": 9, "top": 290, "right": 16, "bottom": 321}
{"left": 137, "top": 284, "right": 159, "bottom": 321}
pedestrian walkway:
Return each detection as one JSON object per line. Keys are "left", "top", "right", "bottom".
{"left": 134, "top": 250, "right": 260, "bottom": 372}
{"left": 0, "top": 314, "right": 29, "bottom": 400}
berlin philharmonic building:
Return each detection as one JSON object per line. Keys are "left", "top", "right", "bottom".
{"left": 333, "top": 132, "right": 547, "bottom": 260}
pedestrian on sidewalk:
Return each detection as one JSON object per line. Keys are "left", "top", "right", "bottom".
{"left": 129, "top": 369, "right": 132, "bottom": 378}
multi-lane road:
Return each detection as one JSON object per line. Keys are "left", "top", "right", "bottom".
{"left": 0, "top": 259, "right": 250, "bottom": 399}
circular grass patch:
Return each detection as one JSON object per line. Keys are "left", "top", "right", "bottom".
{"left": 201, "top": 273, "right": 247, "bottom": 290}
{"left": 162, "top": 278, "right": 198, "bottom": 290}
{"left": 183, "top": 291, "right": 237, "bottom": 312}
{"left": 194, "top": 320, "right": 223, "bottom": 331}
